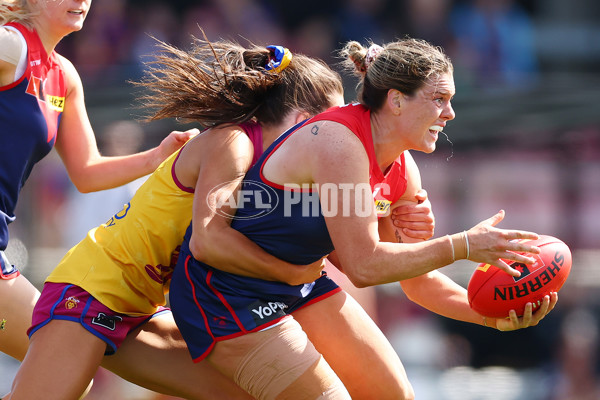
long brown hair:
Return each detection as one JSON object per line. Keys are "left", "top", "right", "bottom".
{"left": 137, "top": 32, "right": 343, "bottom": 128}
{"left": 340, "top": 38, "right": 453, "bottom": 111}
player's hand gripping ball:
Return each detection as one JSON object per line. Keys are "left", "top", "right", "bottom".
{"left": 467, "top": 235, "right": 571, "bottom": 318}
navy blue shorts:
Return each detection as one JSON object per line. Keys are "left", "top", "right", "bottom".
{"left": 170, "top": 253, "right": 341, "bottom": 362}
{"left": 0, "top": 251, "right": 19, "bottom": 280}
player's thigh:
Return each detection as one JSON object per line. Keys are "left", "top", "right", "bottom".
{"left": 208, "top": 318, "right": 348, "bottom": 400}
{"left": 293, "top": 290, "right": 414, "bottom": 400}
{"left": 0, "top": 274, "right": 40, "bottom": 361}
{"left": 323, "top": 263, "right": 379, "bottom": 322}
{"left": 10, "top": 319, "right": 105, "bottom": 400}
{"left": 103, "top": 312, "right": 252, "bottom": 400}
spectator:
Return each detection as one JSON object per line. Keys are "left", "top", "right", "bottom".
{"left": 449, "top": 0, "right": 539, "bottom": 91}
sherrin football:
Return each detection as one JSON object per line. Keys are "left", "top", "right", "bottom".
{"left": 467, "top": 235, "right": 571, "bottom": 318}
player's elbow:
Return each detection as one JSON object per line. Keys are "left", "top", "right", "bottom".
{"left": 344, "top": 265, "right": 374, "bottom": 288}
{"left": 70, "top": 177, "right": 96, "bottom": 193}
{"left": 189, "top": 231, "right": 211, "bottom": 262}
{"left": 69, "top": 171, "right": 113, "bottom": 193}
{"left": 401, "top": 287, "right": 419, "bottom": 304}
{"left": 400, "top": 274, "right": 434, "bottom": 304}
{"left": 351, "top": 279, "right": 371, "bottom": 289}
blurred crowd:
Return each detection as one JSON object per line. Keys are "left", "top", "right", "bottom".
{"left": 3, "top": 0, "right": 600, "bottom": 399}
{"left": 56, "top": 0, "right": 544, "bottom": 93}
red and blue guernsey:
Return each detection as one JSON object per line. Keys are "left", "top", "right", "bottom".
{"left": 169, "top": 104, "right": 408, "bottom": 362}
{"left": 0, "top": 22, "right": 66, "bottom": 251}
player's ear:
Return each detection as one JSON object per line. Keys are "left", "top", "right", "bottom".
{"left": 387, "top": 89, "right": 404, "bottom": 115}
{"left": 294, "top": 111, "right": 311, "bottom": 124}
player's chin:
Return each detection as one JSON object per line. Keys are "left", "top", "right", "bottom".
{"left": 422, "top": 143, "right": 437, "bottom": 154}
{"left": 63, "top": 22, "right": 85, "bottom": 34}
{"left": 413, "top": 137, "right": 437, "bottom": 154}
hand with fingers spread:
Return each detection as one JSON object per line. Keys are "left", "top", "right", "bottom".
{"left": 391, "top": 189, "right": 435, "bottom": 240}
{"left": 452, "top": 210, "right": 540, "bottom": 276}
{"left": 486, "top": 292, "right": 559, "bottom": 331}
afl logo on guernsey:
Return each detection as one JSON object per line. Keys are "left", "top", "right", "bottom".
{"left": 207, "top": 180, "right": 279, "bottom": 220}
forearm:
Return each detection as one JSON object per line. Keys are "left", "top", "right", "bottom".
{"left": 191, "top": 225, "right": 307, "bottom": 284}
{"left": 70, "top": 151, "right": 160, "bottom": 193}
{"left": 344, "top": 235, "right": 455, "bottom": 287}
{"left": 401, "top": 271, "right": 487, "bottom": 327}
{"left": 379, "top": 205, "right": 487, "bottom": 326}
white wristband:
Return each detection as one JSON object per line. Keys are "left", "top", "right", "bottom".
{"left": 447, "top": 235, "right": 455, "bottom": 262}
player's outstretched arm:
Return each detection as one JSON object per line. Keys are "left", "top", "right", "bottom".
{"left": 54, "top": 56, "right": 195, "bottom": 193}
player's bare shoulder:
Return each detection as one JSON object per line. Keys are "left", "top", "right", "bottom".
{"left": 175, "top": 124, "right": 254, "bottom": 187}
{"left": 54, "top": 53, "right": 82, "bottom": 96}
{"left": 186, "top": 124, "right": 253, "bottom": 158}
{"left": 297, "top": 119, "right": 364, "bottom": 164}
{"left": 0, "top": 26, "right": 24, "bottom": 85}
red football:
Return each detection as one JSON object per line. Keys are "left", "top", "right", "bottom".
{"left": 467, "top": 235, "right": 572, "bottom": 318}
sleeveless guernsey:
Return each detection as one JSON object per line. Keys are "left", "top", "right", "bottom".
{"left": 170, "top": 104, "right": 409, "bottom": 361}
{"left": 0, "top": 22, "right": 67, "bottom": 250}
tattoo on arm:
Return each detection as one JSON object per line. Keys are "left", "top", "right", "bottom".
{"left": 311, "top": 125, "right": 319, "bottom": 135}
{"left": 395, "top": 229, "right": 403, "bottom": 243}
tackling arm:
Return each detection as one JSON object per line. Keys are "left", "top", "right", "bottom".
{"left": 182, "top": 127, "right": 323, "bottom": 286}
